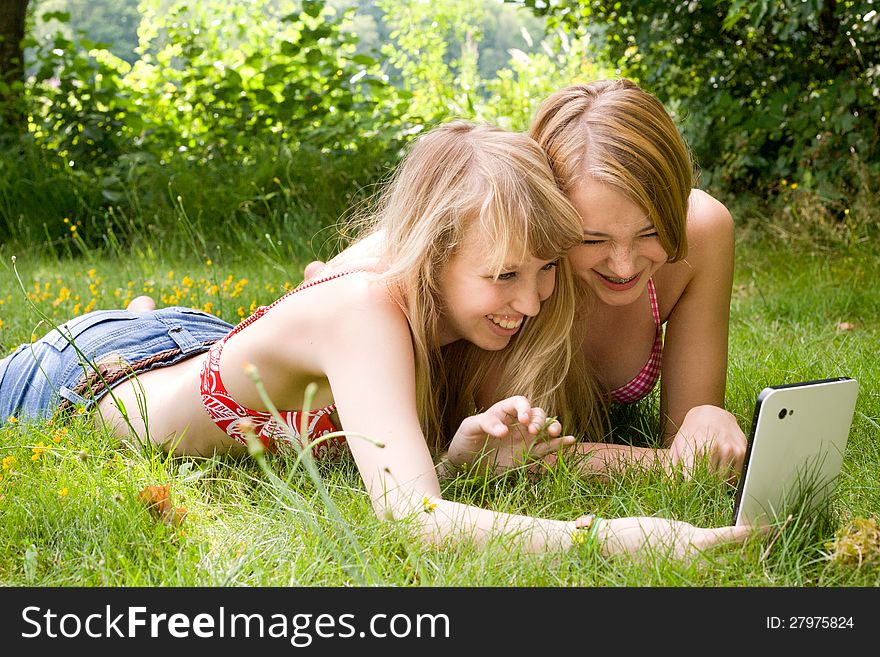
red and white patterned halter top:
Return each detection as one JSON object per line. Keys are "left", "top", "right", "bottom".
{"left": 199, "top": 271, "right": 358, "bottom": 458}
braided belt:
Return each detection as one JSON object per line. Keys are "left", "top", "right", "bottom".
{"left": 56, "top": 342, "right": 217, "bottom": 415}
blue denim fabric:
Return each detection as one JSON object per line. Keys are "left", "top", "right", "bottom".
{"left": 0, "top": 307, "right": 233, "bottom": 426}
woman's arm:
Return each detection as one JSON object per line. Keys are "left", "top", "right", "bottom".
{"left": 315, "top": 277, "right": 755, "bottom": 556}
{"left": 661, "top": 190, "right": 734, "bottom": 435}
{"left": 658, "top": 190, "right": 746, "bottom": 479}
{"left": 317, "top": 279, "right": 576, "bottom": 551}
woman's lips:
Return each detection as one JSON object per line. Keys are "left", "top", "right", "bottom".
{"left": 595, "top": 271, "right": 641, "bottom": 291}
{"left": 486, "top": 314, "right": 523, "bottom": 336}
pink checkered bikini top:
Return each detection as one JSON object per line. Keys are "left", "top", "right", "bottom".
{"left": 607, "top": 278, "right": 663, "bottom": 404}
{"left": 199, "top": 271, "right": 359, "bottom": 459}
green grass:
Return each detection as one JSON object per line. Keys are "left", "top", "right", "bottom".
{"left": 1, "top": 218, "right": 878, "bottom": 587}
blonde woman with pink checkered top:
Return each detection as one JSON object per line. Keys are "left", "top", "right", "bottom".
{"left": 527, "top": 79, "right": 747, "bottom": 481}
{"left": 303, "top": 82, "right": 747, "bottom": 481}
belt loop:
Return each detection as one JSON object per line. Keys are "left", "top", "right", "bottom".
{"left": 167, "top": 325, "right": 201, "bottom": 354}
{"left": 59, "top": 386, "right": 95, "bottom": 409}
{"left": 155, "top": 312, "right": 201, "bottom": 354}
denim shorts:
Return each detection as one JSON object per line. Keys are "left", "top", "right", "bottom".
{"left": 0, "top": 307, "right": 233, "bottom": 426}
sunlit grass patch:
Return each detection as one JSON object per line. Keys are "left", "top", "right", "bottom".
{"left": 0, "top": 227, "right": 878, "bottom": 586}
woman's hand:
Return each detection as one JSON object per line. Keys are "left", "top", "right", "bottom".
{"left": 589, "top": 515, "right": 756, "bottom": 560}
{"left": 664, "top": 405, "right": 747, "bottom": 483}
{"left": 444, "top": 396, "right": 576, "bottom": 476}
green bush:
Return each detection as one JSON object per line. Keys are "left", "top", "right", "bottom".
{"left": 2, "top": 0, "right": 611, "bottom": 251}
{"left": 2, "top": 0, "right": 403, "bottom": 247}
{"left": 520, "top": 0, "right": 880, "bottom": 197}
{"left": 378, "top": 0, "right": 613, "bottom": 131}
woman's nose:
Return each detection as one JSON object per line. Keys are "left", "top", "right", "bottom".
{"left": 513, "top": 282, "right": 543, "bottom": 317}
{"left": 607, "top": 245, "right": 637, "bottom": 278}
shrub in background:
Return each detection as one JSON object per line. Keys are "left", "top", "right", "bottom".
{"left": 3, "top": 0, "right": 610, "bottom": 253}
{"left": 520, "top": 0, "right": 879, "bottom": 202}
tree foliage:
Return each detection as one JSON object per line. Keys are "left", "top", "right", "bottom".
{"left": 379, "top": 0, "right": 611, "bottom": 131}
{"left": 2, "top": 0, "right": 403, "bottom": 245}
{"left": 2, "top": 0, "right": 604, "bottom": 247}
{"left": 27, "top": 0, "right": 398, "bottom": 165}
{"left": 518, "top": 0, "right": 879, "bottom": 195}
{"left": 0, "top": 0, "right": 30, "bottom": 133}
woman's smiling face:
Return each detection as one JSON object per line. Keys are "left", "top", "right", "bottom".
{"left": 567, "top": 178, "right": 669, "bottom": 306}
{"left": 437, "top": 221, "right": 559, "bottom": 350}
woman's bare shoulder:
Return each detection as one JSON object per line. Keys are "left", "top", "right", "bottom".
{"left": 659, "top": 190, "right": 734, "bottom": 296}
{"left": 319, "top": 231, "right": 386, "bottom": 276}
{"left": 688, "top": 189, "right": 733, "bottom": 235}
{"left": 686, "top": 189, "right": 734, "bottom": 257}
{"left": 261, "top": 271, "right": 409, "bottom": 368}
{"left": 288, "top": 270, "right": 398, "bottom": 315}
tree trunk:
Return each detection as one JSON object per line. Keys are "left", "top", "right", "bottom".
{"left": 0, "top": 0, "right": 30, "bottom": 134}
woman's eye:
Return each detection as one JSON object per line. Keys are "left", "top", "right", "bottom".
{"left": 541, "top": 260, "right": 559, "bottom": 271}
{"left": 581, "top": 239, "right": 605, "bottom": 246}
{"left": 496, "top": 272, "right": 517, "bottom": 281}
{"left": 640, "top": 232, "right": 659, "bottom": 239}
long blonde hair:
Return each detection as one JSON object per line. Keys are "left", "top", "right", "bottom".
{"left": 353, "top": 120, "right": 605, "bottom": 452}
{"left": 529, "top": 78, "right": 695, "bottom": 262}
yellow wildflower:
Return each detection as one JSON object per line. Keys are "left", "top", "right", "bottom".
{"left": 2, "top": 455, "right": 16, "bottom": 470}
{"left": 6, "top": 415, "right": 17, "bottom": 424}
{"left": 52, "top": 286, "right": 71, "bottom": 307}
{"left": 31, "top": 442, "right": 46, "bottom": 461}
{"left": 790, "top": 182, "right": 798, "bottom": 190}
{"left": 422, "top": 496, "right": 437, "bottom": 514}
{"left": 58, "top": 487, "right": 69, "bottom": 498}
{"left": 230, "top": 278, "right": 249, "bottom": 298}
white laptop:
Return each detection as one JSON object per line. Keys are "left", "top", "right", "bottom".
{"left": 732, "top": 377, "right": 859, "bottom": 527}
